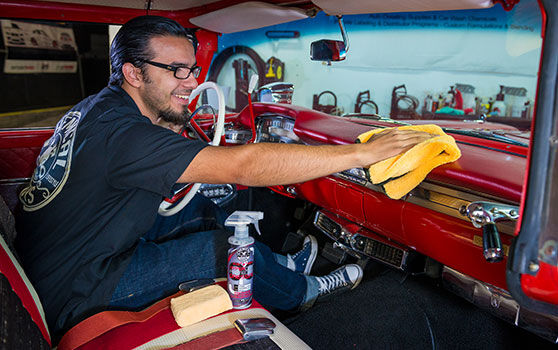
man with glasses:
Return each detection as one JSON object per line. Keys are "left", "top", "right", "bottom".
{"left": 16, "top": 15, "right": 431, "bottom": 342}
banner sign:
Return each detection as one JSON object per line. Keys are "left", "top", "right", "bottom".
{"left": 1, "top": 19, "right": 77, "bottom": 50}
{"left": 4, "top": 59, "right": 77, "bottom": 74}
{"left": 1, "top": 20, "right": 78, "bottom": 74}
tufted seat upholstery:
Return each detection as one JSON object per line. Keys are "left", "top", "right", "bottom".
{"left": 0, "top": 195, "right": 51, "bottom": 349}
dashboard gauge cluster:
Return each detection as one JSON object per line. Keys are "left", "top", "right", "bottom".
{"left": 224, "top": 123, "right": 253, "bottom": 144}
{"left": 199, "top": 183, "right": 236, "bottom": 206}
{"left": 255, "top": 115, "right": 299, "bottom": 144}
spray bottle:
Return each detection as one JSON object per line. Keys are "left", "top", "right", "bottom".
{"left": 491, "top": 85, "right": 506, "bottom": 117}
{"left": 423, "top": 94, "right": 433, "bottom": 115}
{"left": 225, "top": 210, "right": 264, "bottom": 309}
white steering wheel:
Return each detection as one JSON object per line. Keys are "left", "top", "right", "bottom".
{"left": 158, "top": 82, "right": 225, "bottom": 216}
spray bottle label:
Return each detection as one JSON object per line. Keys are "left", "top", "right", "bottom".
{"left": 227, "top": 243, "right": 254, "bottom": 309}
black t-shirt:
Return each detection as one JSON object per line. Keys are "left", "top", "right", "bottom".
{"left": 15, "top": 85, "right": 207, "bottom": 339}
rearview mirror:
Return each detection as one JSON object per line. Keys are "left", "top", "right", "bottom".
{"left": 310, "top": 40, "right": 346, "bottom": 61}
{"left": 310, "top": 16, "right": 349, "bottom": 63}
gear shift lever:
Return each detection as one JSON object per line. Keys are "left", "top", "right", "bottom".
{"left": 247, "top": 74, "right": 259, "bottom": 143}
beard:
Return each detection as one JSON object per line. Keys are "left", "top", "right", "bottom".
{"left": 140, "top": 75, "right": 191, "bottom": 125}
{"left": 157, "top": 106, "right": 190, "bottom": 125}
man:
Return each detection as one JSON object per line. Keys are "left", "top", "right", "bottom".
{"left": 16, "top": 16, "right": 431, "bottom": 341}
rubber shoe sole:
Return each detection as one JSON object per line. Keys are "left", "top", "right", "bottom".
{"left": 302, "top": 235, "right": 318, "bottom": 275}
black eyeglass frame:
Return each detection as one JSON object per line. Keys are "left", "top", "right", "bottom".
{"left": 140, "top": 59, "right": 202, "bottom": 79}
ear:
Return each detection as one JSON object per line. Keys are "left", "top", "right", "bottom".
{"left": 122, "top": 62, "right": 143, "bottom": 88}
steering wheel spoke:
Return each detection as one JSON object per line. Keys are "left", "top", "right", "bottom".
{"left": 163, "top": 183, "right": 195, "bottom": 204}
{"left": 188, "top": 118, "right": 212, "bottom": 142}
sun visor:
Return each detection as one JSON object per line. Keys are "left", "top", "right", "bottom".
{"left": 311, "top": 0, "right": 494, "bottom": 15}
{"left": 189, "top": 1, "right": 308, "bottom": 33}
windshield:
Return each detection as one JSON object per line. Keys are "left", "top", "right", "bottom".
{"left": 209, "top": 0, "right": 542, "bottom": 147}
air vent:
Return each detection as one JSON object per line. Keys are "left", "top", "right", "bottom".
{"left": 314, "top": 211, "right": 342, "bottom": 240}
{"left": 360, "top": 237, "right": 406, "bottom": 268}
{"left": 314, "top": 210, "right": 408, "bottom": 270}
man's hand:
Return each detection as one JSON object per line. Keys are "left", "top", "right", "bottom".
{"left": 358, "top": 128, "right": 433, "bottom": 167}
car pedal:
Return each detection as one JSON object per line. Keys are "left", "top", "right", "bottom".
{"left": 321, "top": 242, "right": 347, "bottom": 264}
{"left": 281, "top": 231, "right": 304, "bottom": 254}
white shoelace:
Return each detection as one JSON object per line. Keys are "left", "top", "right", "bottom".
{"left": 317, "top": 270, "right": 348, "bottom": 296}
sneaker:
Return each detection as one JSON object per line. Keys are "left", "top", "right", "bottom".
{"left": 315, "top": 264, "right": 363, "bottom": 302}
{"left": 286, "top": 235, "right": 318, "bottom": 275}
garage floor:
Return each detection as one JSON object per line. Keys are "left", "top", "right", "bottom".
{"left": 280, "top": 262, "right": 557, "bottom": 349}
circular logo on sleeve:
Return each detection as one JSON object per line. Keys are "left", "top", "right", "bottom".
{"left": 20, "top": 110, "right": 82, "bottom": 211}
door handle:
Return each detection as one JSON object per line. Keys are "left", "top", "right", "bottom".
{"left": 466, "top": 201, "right": 519, "bottom": 263}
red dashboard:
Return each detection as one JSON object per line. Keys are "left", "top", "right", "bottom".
{"left": 234, "top": 103, "right": 526, "bottom": 291}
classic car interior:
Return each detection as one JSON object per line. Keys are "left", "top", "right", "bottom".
{"left": 0, "top": 0, "right": 557, "bottom": 348}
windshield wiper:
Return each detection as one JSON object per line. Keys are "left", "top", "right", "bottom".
{"left": 444, "top": 128, "right": 528, "bottom": 147}
{"left": 342, "top": 113, "right": 410, "bottom": 126}
{"left": 341, "top": 115, "right": 527, "bottom": 147}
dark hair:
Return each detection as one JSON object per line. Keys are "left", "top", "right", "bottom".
{"left": 109, "top": 15, "right": 198, "bottom": 86}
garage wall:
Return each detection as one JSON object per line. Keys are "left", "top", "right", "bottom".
{"left": 0, "top": 22, "right": 109, "bottom": 114}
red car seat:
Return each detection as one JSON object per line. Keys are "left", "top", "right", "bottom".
{"left": 0, "top": 194, "right": 309, "bottom": 349}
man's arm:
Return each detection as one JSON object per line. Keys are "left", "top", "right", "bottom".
{"left": 178, "top": 128, "right": 432, "bottom": 186}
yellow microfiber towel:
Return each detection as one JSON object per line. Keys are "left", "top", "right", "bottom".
{"left": 356, "top": 124, "right": 461, "bottom": 200}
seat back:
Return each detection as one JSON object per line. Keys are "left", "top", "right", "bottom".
{"left": 0, "top": 194, "right": 51, "bottom": 348}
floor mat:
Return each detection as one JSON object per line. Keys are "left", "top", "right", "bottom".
{"left": 282, "top": 269, "right": 556, "bottom": 349}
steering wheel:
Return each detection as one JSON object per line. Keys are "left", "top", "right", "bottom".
{"left": 158, "top": 81, "right": 225, "bottom": 216}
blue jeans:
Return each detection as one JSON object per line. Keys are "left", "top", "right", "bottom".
{"left": 109, "top": 194, "right": 307, "bottom": 311}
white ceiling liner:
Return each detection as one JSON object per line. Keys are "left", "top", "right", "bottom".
{"left": 37, "top": 0, "right": 223, "bottom": 11}
{"left": 189, "top": 1, "right": 308, "bottom": 33}
{"left": 310, "top": 0, "right": 494, "bottom": 16}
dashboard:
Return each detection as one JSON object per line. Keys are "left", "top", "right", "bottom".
{"left": 245, "top": 104, "right": 522, "bottom": 289}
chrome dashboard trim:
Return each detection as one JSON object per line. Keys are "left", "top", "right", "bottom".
{"left": 224, "top": 124, "right": 252, "bottom": 144}
{"left": 407, "top": 182, "right": 517, "bottom": 236}
{"left": 333, "top": 170, "right": 384, "bottom": 192}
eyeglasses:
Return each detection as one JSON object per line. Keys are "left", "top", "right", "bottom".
{"left": 140, "top": 59, "right": 202, "bottom": 79}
